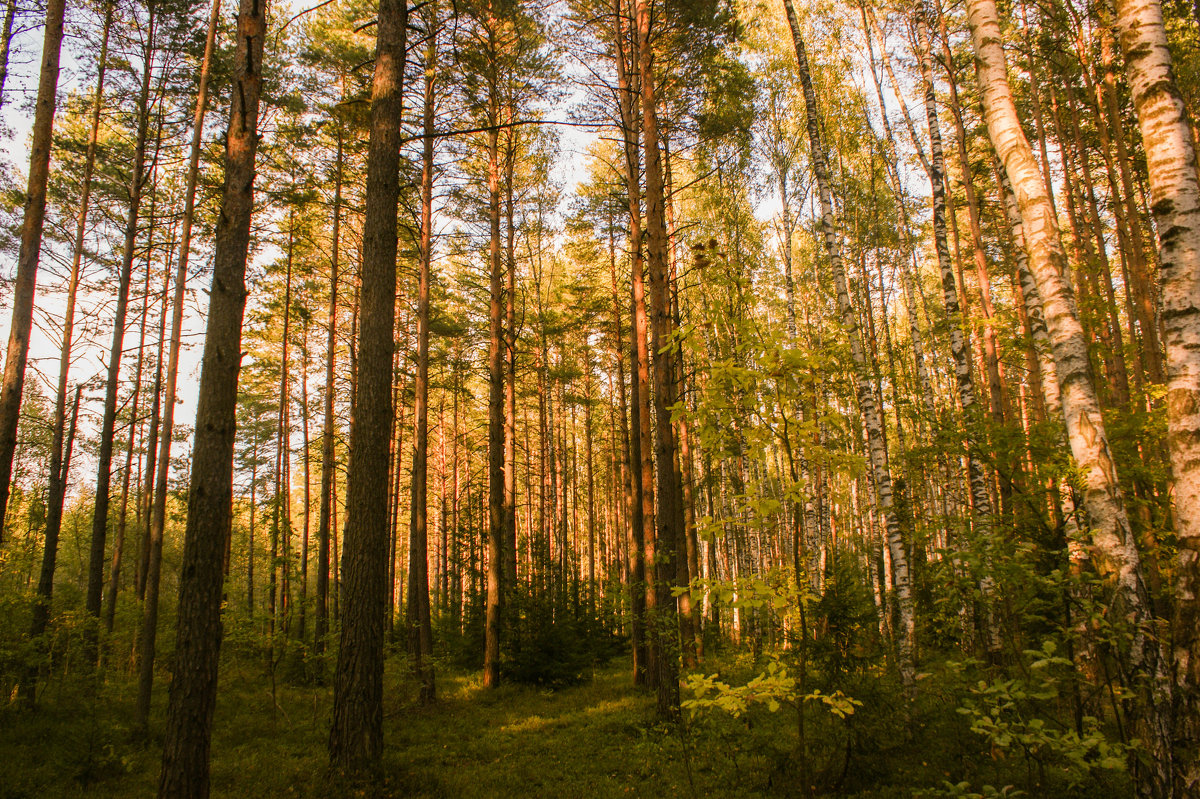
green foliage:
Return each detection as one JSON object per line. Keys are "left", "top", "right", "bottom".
{"left": 953, "top": 642, "right": 1130, "bottom": 793}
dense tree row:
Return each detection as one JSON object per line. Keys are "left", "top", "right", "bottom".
{"left": 1, "top": 0, "right": 1199, "bottom": 794}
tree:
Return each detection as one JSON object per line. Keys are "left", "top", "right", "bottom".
{"left": 782, "top": 0, "right": 915, "bottom": 689}
{"left": 328, "top": 0, "right": 407, "bottom": 771}
{"left": 0, "top": 0, "right": 67, "bottom": 540}
{"left": 1111, "top": 0, "right": 1200, "bottom": 787}
{"left": 157, "top": 0, "right": 266, "bottom": 790}
{"left": 964, "top": 0, "right": 1172, "bottom": 789}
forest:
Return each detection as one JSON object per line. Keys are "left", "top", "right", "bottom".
{"left": 0, "top": 0, "right": 1198, "bottom": 794}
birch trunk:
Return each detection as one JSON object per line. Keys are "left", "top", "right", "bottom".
{"left": 1113, "top": 0, "right": 1200, "bottom": 787}
{"left": 782, "top": 0, "right": 915, "bottom": 688}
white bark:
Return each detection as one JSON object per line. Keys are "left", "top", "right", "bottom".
{"left": 965, "top": 0, "right": 1172, "bottom": 792}
{"left": 1113, "top": 0, "right": 1200, "bottom": 788}
{"left": 783, "top": 0, "right": 915, "bottom": 688}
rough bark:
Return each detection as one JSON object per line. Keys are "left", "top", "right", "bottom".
{"left": 327, "top": 0, "right": 406, "bottom": 771}
{"left": 156, "top": 0, "right": 264, "bottom": 790}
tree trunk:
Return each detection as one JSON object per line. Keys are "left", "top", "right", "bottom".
{"left": 635, "top": 0, "right": 682, "bottom": 716}
{"left": 315, "top": 122, "right": 342, "bottom": 658}
{"left": 136, "top": 0, "right": 220, "bottom": 733}
{"left": 86, "top": 1, "right": 158, "bottom": 660}
{"left": 156, "top": 0, "right": 264, "bottom": 790}
{"left": 1112, "top": 0, "right": 1200, "bottom": 789}
{"left": 0, "top": 0, "right": 67, "bottom": 540}
{"left": 0, "top": 0, "right": 18, "bottom": 110}
{"left": 615, "top": 0, "right": 651, "bottom": 688}
{"left": 782, "top": 0, "right": 915, "bottom": 688}
{"left": 483, "top": 6, "right": 505, "bottom": 689}
{"left": 407, "top": 7, "right": 437, "bottom": 702}
{"left": 964, "top": 0, "right": 1172, "bottom": 791}
{"left": 327, "top": 0, "right": 406, "bottom": 771}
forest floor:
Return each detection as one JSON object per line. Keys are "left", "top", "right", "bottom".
{"left": 0, "top": 647, "right": 1134, "bottom": 798}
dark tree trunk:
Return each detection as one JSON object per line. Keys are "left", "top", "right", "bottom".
{"left": 86, "top": 3, "right": 158, "bottom": 657}
{"left": 315, "top": 123, "right": 342, "bottom": 657}
{"left": 156, "top": 0, "right": 264, "bottom": 790}
{"left": 328, "top": 0, "right": 407, "bottom": 772}
{"left": 407, "top": 6, "right": 438, "bottom": 702}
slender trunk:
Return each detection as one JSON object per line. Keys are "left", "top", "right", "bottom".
{"left": 315, "top": 124, "right": 342, "bottom": 657}
{"left": 137, "top": 0, "right": 220, "bottom": 732}
{"left": 270, "top": 215, "right": 295, "bottom": 634}
{"left": 913, "top": 0, "right": 998, "bottom": 652}
{"left": 483, "top": 9, "right": 505, "bottom": 689}
{"left": 156, "top": 0, "right": 263, "bottom": 790}
{"left": 407, "top": 11, "right": 437, "bottom": 702}
{"left": 87, "top": 3, "right": 158, "bottom": 657}
{"left": 298, "top": 318, "right": 312, "bottom": 639}
{"left": 0, "top": 0, "right": 68, "bottom": 540}
{"left": 328, "top": 0, "right": 407, "bottom": 771}
{"left": 782, "top": 0, "right": 915, "bottom": 687}
{"left": 503, "top": 113, "right": 519, "bottom": 600}
{"left": 108, "top": 206, "right": 164, "bottom": 635}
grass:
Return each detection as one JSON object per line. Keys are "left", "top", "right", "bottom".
{"left": 0, "top": 647, "right": 1136, "bottom": 798}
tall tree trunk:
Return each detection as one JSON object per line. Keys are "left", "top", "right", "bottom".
{"left": 964, "top": 0, "right": 1172, "bottom": 792}
{"left": 1112, "top": 0, "right": 1200, "bottom": 789}
{"left": 298, "top": 316, "right": 312, "bottom": 639}
{"left": 108, "top": 205, "right": 164, "bottom": 636}
{"left": 156, "top": 0, "right": 263, "bottom": 790}
{"left": 27, "top": 0, "right": 112, "bottom": 676}
{"left": 0, "top": 0, "right": 67, "bottom": 540}
{"left": 86, "top": 2, "right": 158, "bottom": 659}
{"left": 136, "top": 0, "right": 220, "bottom": 730}
{"left": 913, "top": 0, "right": 998, "bottom": 653}
{"left": 483, "top": 8, "right": 505, "bottom": 689}
{"left": 782, "top": 0, "right": 915, "bottom": 688}
{"left": 615, "top": 0, "right": 652, "bottom": 687}
{"left": 316, "top": 123, "right": 342, "bottom": 658}
{"left": 635, "top": 0, "right": 682, "bottom": 716}
{"left": 328, "top": 0, "right": 406, "bottom": 771}
{"left": 270, "top": 216, "right": 295, "bottom": 634}
{"left": 407, "top": 7, "right": 437, "bottom": 702}
{"left": 503, "top": 114, "right": 519, "bottom": 602}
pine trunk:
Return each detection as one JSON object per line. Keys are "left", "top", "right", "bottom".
{"left": 328, "top": 0, "right": 406, "bottom": 771}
